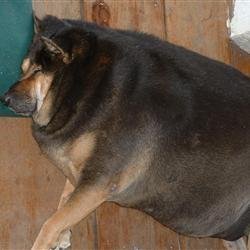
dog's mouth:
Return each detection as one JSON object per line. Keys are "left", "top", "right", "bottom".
{"left": 3, "top": 103, "right": 36, "bottom": 117}
{"left": 0, "top": 92, "right": 36, "bottom": 116}
{"left": 8, "top": 106, "right": 35, "bottom": 116}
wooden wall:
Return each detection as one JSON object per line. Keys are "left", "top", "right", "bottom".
{"left": 0, "top": 1, "right": 249, "bottom": 249}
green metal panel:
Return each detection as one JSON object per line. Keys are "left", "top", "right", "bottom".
{"left": 0, "top": 0, "right": 33, "bottom": 116}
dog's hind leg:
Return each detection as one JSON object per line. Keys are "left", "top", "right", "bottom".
{"left": 53, "top": 179, "right": 75, "bottom": 250}
{"left": 223, "top": 238, "right": 247, "bottom": 250}
{"left": 31, "top": 183, "right": 107, "bottom": 250}
{"left": 248, "top": 234, "right": 250, "bottom": 250}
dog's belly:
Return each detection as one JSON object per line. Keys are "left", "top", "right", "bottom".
{"left": 214, "top": 207, "right": 250, "bottom": 240}
{"left": 148, "top": 205, "right": 250, "bottom": 241}
{"left": 113, "top": 151, "right": 250, "bottom": 240}
{"left": 117, "top": 188, "right": 250, "bottom": 240}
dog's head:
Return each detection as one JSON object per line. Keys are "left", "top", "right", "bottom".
{"left": 1, "top": 15, "right": 95, "bottom": 120}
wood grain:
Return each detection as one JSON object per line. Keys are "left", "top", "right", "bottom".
{"left": 83, "top": 0, "right": 166, "bottom": 39}
{"left": 33, "top": 1, "right": 100, "bottom": 249}
{"left": 82, "top": 1, "right": 179, "bottom": 249}
{"left": 163, "top": 1, "right": 233, "bottom": 249}
{"left": 81, "top": 0, "right": 234, "bottom": 249}
{"left": 0, "top": 1, "right": 96, "bottom": 250}
{"left": 164, "top": 0, "right": 231, "bottom": 63}
{"left": 0, "top": 118, "right": 65, "bottom": 250}
{"left": 33, "top": 0, "right": 82, "bottom": 19}
{"left": 230, "top": 42, "right": 250, "bottom": 76}
{"left": 71, "top": 212, "right": 97, "bottom": 250}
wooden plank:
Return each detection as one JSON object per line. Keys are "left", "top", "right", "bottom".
{"left": 82, "top": 1, "right": 182, "bottom": 249}
{"left": 164, "top": 1, "right": 230, "bottom": 250}
{"left": 33, "top": 0, "right": 82, "bottom": 19}
{"left": 4, "top": 1, "right": 246, "bottom": 250}
{"left": 71, "top": 212, "right": 97, "bottom": 250}
{"left": 164, "top": 1, "right": 245, "bottom": 250}
{"left": 83, "top": 0, "right": 166, "bottom": 39}
{"left": 96, "top": 202, "right": 184, "bottom": 250}
{"left": 230, "top": 42, "right": 250, "bottom": 76}
{"left": 81, "top": 1, "right": 241, "bottom": 250}
{"left": 165, "top": 0, "right": 231, "bottom": 63}
{"left": 0, "top": 118, "right": 65, "bottom": 250}
{"left": 32, "top": 1, "right": 99, "bottom": 249}
{"left": 152, "top": 219, "right": 181, "bottom": 250}
{"left": 178, "top": 235, "right": 226, "bottom": 250}
{"left": 96, "top": 203, "right": 156, "bottom": 250}
{"left": 223, "top": 238, "right": 248, "bottom": 250}
{"left": 0, "top": 1, "right": 95, "bottom": 249}
{"left": 229, "top": 4, "right": 250, "bottom": 248}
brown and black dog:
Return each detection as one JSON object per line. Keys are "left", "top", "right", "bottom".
{"left": 1, "top": 15, "right": 250, "bottom": 250}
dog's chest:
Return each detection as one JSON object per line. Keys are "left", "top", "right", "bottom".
{"left": 40, "top": 133, "right": 96, "bottom": 182}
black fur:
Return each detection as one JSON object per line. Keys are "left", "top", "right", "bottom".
{"left": 4, "top": 16, "right": 250, "bottom": 240}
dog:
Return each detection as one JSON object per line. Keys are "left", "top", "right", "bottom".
{"left": 1, "top": 15, "right": 250, "bottom": 250}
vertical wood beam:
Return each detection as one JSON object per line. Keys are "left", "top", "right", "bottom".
{"left": 81, "top": 1, "right": 180, "bottom": 249}
{"left": 83, "top": 0, "right": 166, "bottom": 39}
{"left": 163, "top": 1, "right": 247, "bottom": 249}
{"left": 33, "top": 0, "right": 82, "bottom": 19}
{"left": 32, "top": 1, "right": 99, "bottom": 249}
{"left": 0, "top": 118, "right": 65, "bottom": 250}
{"left": 164, "top": 0, "right": 231, "bottom": 63}
{"left": 230, "top": 39, "right": 250, "bottom": 76}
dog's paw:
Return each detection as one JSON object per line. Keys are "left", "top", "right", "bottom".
{"left": 51, "top": 229, "right": 72, "bottom": 250}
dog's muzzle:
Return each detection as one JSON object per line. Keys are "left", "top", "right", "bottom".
{"left": 0, "top": 90, "right": 36, "bottom": 116}
{"left": 0, "top": 93, "right": 11, "bottom": 106}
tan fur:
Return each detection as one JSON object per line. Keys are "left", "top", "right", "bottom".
{"left": 112, "top": 145, "right": 153, "bottom": 194}
{"left": 32, "top": 90, "right": 53, "bottom": 126}
{"left": 19, "top": 58, "right": 54, "bottom": 121}
{"left": 32, "top": 72, "right": 54, "bottom": 126}
{"left": 21, "top": 58, "right": 31, "bottom": 73}
{"left": 31, "top": 186, "right": 107, "bottom": 250}
{"left": 109, "top": 124, "right": 157, "bottom": 194}
{"left": 31, "top": 133, "right": 98, "bottom": 250}
{"left": 35, "top": 74, "right": 53, "bottom": 110}
{"left": 248, "top": 235, "right": 250, "bottom": 250}
{"left": 69, "top": 132, "right": 96, "bottom": 171}
{"left": 55, "top": 179, "right": 75, "bottom": 249}
{"left": 13, "top": 77, "right": 36, "bottom": 96}
{"left": 223, "top": 238, "right": 248, "bottom": 250}
{"left": 58, "top": 180, "right": 75, "bottom": 209}
{"left": 43, "top": 133, "right": 96, "bottom": 185}
{"left": 21, "top": 63, "right": 41, "bottom": 81}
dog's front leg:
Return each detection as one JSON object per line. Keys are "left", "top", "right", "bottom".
{"left": 54, "top": 179, "right": 75, "bottom": 250}
{"left": 58, "top": 179, "right": 75, "bottom": 209}
{"left": 31, "top": 184, "right": 107, "bottom": 250}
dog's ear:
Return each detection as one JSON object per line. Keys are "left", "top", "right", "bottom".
{"left": 34, "top": 15, "right": 70, "bottom": 36}
{"left": 62, "top": 29, "right": 97, "bottom": 61}
{"left": 40, "top": 36, "right": 70, "bottom": 64}
{"left": 33, "top": 14, "right": 42, "bottom": 34}
{"left": 41, "top": 29, "right": 96, "bottom": 64}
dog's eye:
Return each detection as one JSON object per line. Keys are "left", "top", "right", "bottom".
{"left": 33, "top": 67, "right": 42, "bottom": 74}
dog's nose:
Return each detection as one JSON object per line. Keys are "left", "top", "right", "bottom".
{"left": 0, "top": 94, "right": 11, "bottom": 106}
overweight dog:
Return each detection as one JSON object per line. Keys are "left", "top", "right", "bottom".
{"left": 1, "top": 15, "right": 250, "bottom": 250}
